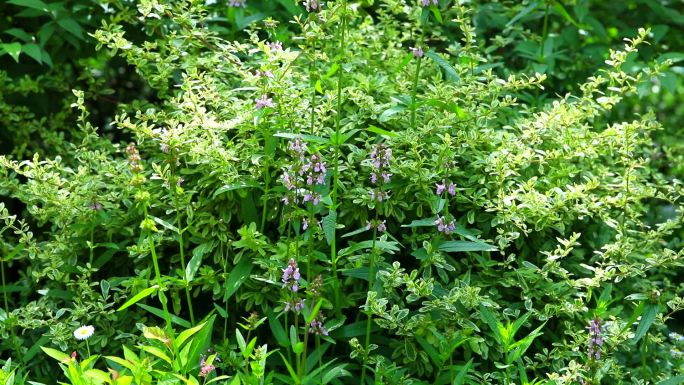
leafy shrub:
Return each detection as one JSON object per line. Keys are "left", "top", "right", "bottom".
{"left": 1, "top": 1, "right": 683, "bottom": 385}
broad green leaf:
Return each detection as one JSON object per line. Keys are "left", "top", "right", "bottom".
{"left": 117, "top": 285, "right": 159, "bottom": 311}
{"left": 479, "top": 305, "right": 503, "bottom": 345}
{"left": 552, "top": 1, "right": 580, "bottom": 27}
{"left": 321, "top": 363, "right": 351, "bottom": 384}
{"left": 56, "top": 17, "right": 84, "bottom": 39}
{"left": 506, "top": 1, "right": 539, "bottom": 27}
{"left": 41, "top": 347, "right": 70, "bottom": 363}
{"left": 439, "top": 240, "right": 497, "bottom": 253}
{"left": 379, "top": 105, "right": 405, "bottom": 122}
{"left": 278, "top": 352, "right": 298, "bottom": 383}
{"left": 632, "top": 303, "right": 658, "bottom": 344}
{"left": 137, "top": 303, "right": 191, "bottom": 328}
{"left": 322, "top": 211, "right": 337, "bottom": 245}
{"left": 425, "top": 50, "right": 459, "bottom": 82}
{"left": 7, "top": 0, "right": 49, "bottom": 12}
{"left": 658, "top": 376, "right": 684, "bottom": 385}
{"left": 139, "top": 345, "right": 172, "bottom": 364}
{"left": 1, "top": 43, "right": 22, "bottom": 62}
{"left": 367, "top": 125, "right": 398, "bottom": 138}
{"left": 223, "top": 257, "right": 253, "bottom": 301}
{"left": 453, "top": 358, "right": 474, "bottom": 385}
{"left": 174, "top": 320, "right": 208, "bottom": 351}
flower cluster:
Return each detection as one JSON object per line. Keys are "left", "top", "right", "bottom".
{"left": 587, "top": 318, "right": 604, "bottom": 360}
{"left": 282, "top": 258, "right": 301, "bottom": 292}
{"left": 410, "top": 46, "right": 424, "bottom": 58}
{"left": 309, "top": 315, "right": 329, "bottom": 336}
{"left": 435, "top": 180, "right": 456, "bottom": 196}
{"left": 366, "top": 219, "right": 387, "bottom": 233}
{"left": 255, "top": 94, "right": 275, "bottom": 109}
{"left": 284, "top": 298, "right": 305, "bottom": 313}
{"left": 282, "top": 139, "right": 327, "bottom": 207}
{"left": 199, "top": 354, "right": 219, "bottom": 377}
{"left": 421, "top": 0, "right": 438, "bottom": 6}
{"left": 228, "top": 0, "right": 246, "bottom": 7}
{"left": 303, "top": 0, "right": 320, "bottom": 12}
{"left": 126, "top": 143, "right": 143, "bottom": 173}
{"left": 267, "top": 41, "right": 283, "bottom": 51}
{"left": 368, "top": 144, "right": 392, "bottom": 202}
{"left": 434, "top": 216, "right": 456, "bottom": 235}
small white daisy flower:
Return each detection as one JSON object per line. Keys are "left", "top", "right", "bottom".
{"left": 74, "top": 325, "right": 95, "bottom": 340}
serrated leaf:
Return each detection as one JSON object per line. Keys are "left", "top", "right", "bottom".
{"left": 322, "top": 211, "right": 337, "bottom": 245}
{"left": 439, "top": 240, "right": 497, "bottom": 253}
{"left": 425, "top": 50, "right": 459, "bottom": 82}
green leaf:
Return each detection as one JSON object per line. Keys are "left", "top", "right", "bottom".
{"left": 379, "top": 105, "right": 406, "bottom": 122}
{"left": 321, "top": 364, "right": 351, "bottom": 384}
{"left": 273, "top": 132, "right": 329, "bottom": 144}
{"left": 304, "top": 299, "right": 324, "bottom": 324}
{"left": 439, "top": 240, "right": 497, "bottom": 253}
{"left": 7, "top": 0, "right": 49, "bottom": 12}
{"left": 278, "top": 352, "right": 298, "bottom": 383}
{"left": 117, "top": 285, "right": 159, "bottom": 311}
{"left": 213, "top": 180, "right": 260, "bottom": 197}
{"left": 137, "top": 303, "right": 192, "bottom": 328}
{"left": 186, "top": 242, "right": 213, "bottom": 282}
{"left": 367, "top": 125, "right": 398, "bottom": 138}
{"left": 453, "top": 358, "right": 474, "bottom": 385}
{"left": 224, "top": 257, "right": 253, "bottom": 301}
{"left": 175, "top": 320, "right": 208, "bottom": 351}
{"left": 322, "top": 211, "right": 337, "bottom": 245}
{"left": 632, "top": 303, "right": 658, "bottom": 344}
{"left": 551, "top": 1, "right": 580, "bottom": 28}
{"left": 56, "top": 17, "right": 84, "bottom": 39}
{"left": 1, "top": 43, "right": 22, "bottom": 63}
{"left": 41, "top": 347, "right": 70, "bottom": 363}
{"left": 425, "top": 50, "right": 459, "bottom": 82}
{"left": 267, "top": 309, "right": 289, "bottom": 347}
{"left": 506, "top": 1, "right": 539, "bottom": 28}
{"left": 4, "top": 28, "right": 32, "bottom": 42}
{"left": 479, "top": 305, "right": 503, "bottom": 345}
{"left": 657, "top": 376, "right": 684, "bottom": 385}
{"left": 276, "top": 0, "right": 302, "bottom": 15}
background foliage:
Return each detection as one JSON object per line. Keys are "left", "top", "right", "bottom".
{"left": 1, "top": 0, "right": 684, "bottom": 384}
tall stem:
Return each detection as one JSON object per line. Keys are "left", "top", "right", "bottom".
{"left": 330, "top": 0, "right": 347, "bottom": 315}
{"left": 145, "top": 206, "right": 173, "bottom": 334}
{"left": 540, "top": 2, "right": 550, "bottom": 63}
{"left": 1, "top": 259, "right": 8, "bottom": 312}
{"left": 409, "top": 56, "right": 423, "bottom": 130}
{"left": 176, "top": 213, "right": 195, "bottom": 324}
{"left": 360, "top": 210, "right": 380, "bottom": 385}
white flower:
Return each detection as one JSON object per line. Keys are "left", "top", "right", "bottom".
{"left": 74, "top": 325, "right": 95, "bottom": 340}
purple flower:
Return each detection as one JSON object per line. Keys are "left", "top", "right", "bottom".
{"left": 199, "top": 356, "right": 216, "bottom": 377}
{"left": 303, "top": 0, "right": 320, "bottom": 11}
{"left": 587, "top": 318, "right": 603, "bottom": 360}
{"left": 436, "top": 182, "right": 446, "bottom": 195}
{"left": 309, "top": 316, "right": 328, "bottom": 336}
{"left": 229, "top": 0, "right": 247, "bottom": 7}
{"left": 255, "top": 94, "right": 275, "bottom": 109}
{"left": 89, "top": 202, "right": 103, "bottom": 211}
{"left": 256, "top": 69, "right": 274, "bottom": 78}
{"left": 284, "top": 298, "right": 306, "bottom": 313}
{"left": 410, "top": 46, "right": 424, "bottom": 58}
{"left": 448, "top": 182, "right": 456, "bottom": 196}
{"left": 267, "top": 41, "right": 283, "bottom": 51}
{"left": 303, "top": 218, "right": 309, "bottom": 230}
{"left": 421, "top": 0, "right": 438, "bottom": 6}
{"left": 282, "top": 259, "right": 301, "bottom": 292}
{"left": 434, "top": 216, "right": 456, "bottom": 235}
{"left": 377, "top": 220, "right": 387, "bottom": 233}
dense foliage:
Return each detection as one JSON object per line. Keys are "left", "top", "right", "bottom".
{"left": 1, "top": 1, "right": 684, "bottom": 384}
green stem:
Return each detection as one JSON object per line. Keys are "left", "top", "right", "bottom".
{"left": 360, "top": 210, "right": 380, "bottom": 385}
{"left": 1, "top": 259, "right": 8, "bottom": 312}
{"left": 177, "top": 213, "right": 195, "bottom": 325}
{"left": 316, "top": 335, "right": 323, "bottom": 385}
{"left": 89, "top": 226, "right": 94, "bottom": 267}
{"left": 86, "top": 339, "right": 91, "bottom": 358}
{"left": 330, "top": 0, "right": 347, "bottom": 316}
{"left": 540, "top": 3, "right": 550, "bottom": 63}
{"left": 410, "top": 57, "right": 422, "bottom": 130}
{"left": 222, "top": 243, "right": 229, "bottom": 342}
{"left": 145, "top": 206, "right": 173, "bottom": 334}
